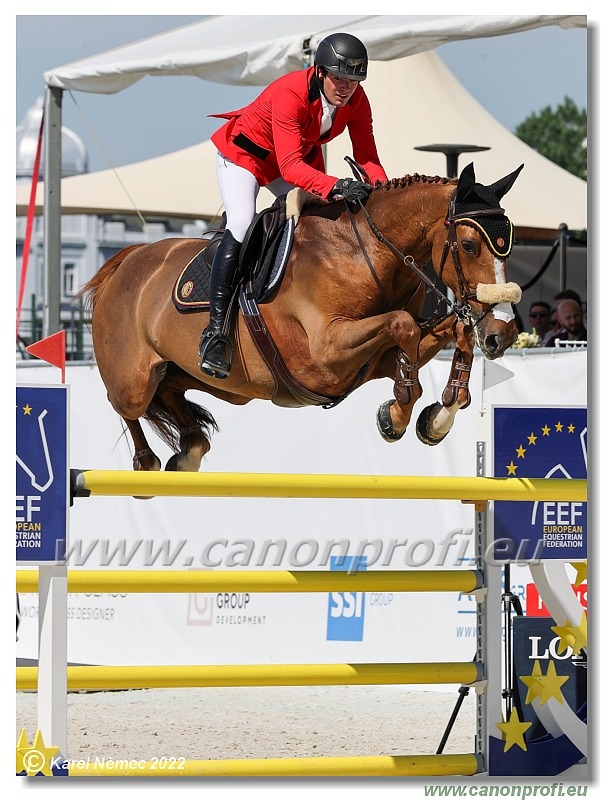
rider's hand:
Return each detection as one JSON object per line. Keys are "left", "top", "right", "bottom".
{"left": 330, "top": 178, "right": 372, "bottom": 205}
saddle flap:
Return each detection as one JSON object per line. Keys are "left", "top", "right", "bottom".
{"left": 240, "top": 194, "right": 288, "bottom": 272}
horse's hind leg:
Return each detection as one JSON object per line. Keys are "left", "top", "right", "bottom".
{"left": 121, "top": 417, "right": 162, "bottom": 500}
{"left": 150, "top": 369, "right": 216, "bottom": 472}
{"left": 124, "top": 417, "right": 162, "bottom": 471}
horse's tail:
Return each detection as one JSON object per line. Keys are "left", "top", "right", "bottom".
{"left": 144, "top": 397, "right": 219, "bottom": 453}
{"left": 79, "top": 244, "right": 145, "bottom": 314}
{"left": 143, "top": 365, "right": 219, "bottom": 453}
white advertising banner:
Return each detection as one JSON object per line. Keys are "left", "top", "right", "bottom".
{"left": 16, "top": 349, "right": 587, "bottom": 672}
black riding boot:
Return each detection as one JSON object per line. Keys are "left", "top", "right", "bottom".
{"left": 198, "top": 229, "right": 241, "bottom": 379}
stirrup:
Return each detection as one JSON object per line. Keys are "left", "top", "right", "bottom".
{"left": 198, "top": 330, "right": 233, "bottom": 379}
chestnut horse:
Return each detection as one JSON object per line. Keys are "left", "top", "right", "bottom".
{"left": 82, "top": 162, "right": 523, "bottom": 473}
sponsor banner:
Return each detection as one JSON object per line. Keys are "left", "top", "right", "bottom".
{"left": 493, "top": 406, "right": 587, "bottom": 561}
{"left": 512, "top": 616, "right": 587, "bottom": 738}
{"left": 526, "top": 581, "right": 588, "bottom": 617}
{"left": 326, "top": 556, "right": 367, "bottom": 642}
{"left": 16, "top": 385, "right": 69, "bottom": 564}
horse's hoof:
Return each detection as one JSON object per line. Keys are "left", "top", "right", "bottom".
{"left": 416, "top": 403, "right": 449, "bottom": 446}
{"left": 165, "top": 454, "right": 181, "bottom": 471}
{"left": 376, "top": 400, "right": 405, "bottom": 443}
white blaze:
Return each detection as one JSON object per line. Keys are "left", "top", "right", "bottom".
{"left": 491, "top": 257, "right": 515, "bottom": 322}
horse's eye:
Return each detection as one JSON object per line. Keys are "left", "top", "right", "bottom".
{"left": 461, "top": 239, "right": 478, "bottom": 255}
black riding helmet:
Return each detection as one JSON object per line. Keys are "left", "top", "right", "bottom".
{"left": 314, "top": 33, "right": 368, "bottom": 81}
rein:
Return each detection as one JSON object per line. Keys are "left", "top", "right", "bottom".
{"left": 347, "top": 191, "right": 503, "bottom": 329}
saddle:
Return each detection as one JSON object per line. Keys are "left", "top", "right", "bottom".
{"left": 173, "top": 194, "right": 293, "bottom": 312}
{"left": 173, "top": 191, "right": 362, "bottom": 407}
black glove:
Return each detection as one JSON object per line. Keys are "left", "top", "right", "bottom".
{"left": 330, "top": 178, "right": 372, "bottom": 204}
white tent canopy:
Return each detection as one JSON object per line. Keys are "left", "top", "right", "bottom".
{"left": 20, "top": 49, "right": 587, "bottom": 232}
{"left": 44, "top": 14, "right": 585, "bottom": 92}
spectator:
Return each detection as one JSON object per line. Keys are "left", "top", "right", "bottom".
{"left": 544, "top": 298, "right": 587, "bottom": 346}
{"left": 550, "top": 289, "right": 583, "bottom": 335}
{"left": 527, "top": 301, "right": 552, "bottom": 341}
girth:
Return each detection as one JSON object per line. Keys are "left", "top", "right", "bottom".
{"left": 239, "top": 283, "right": 367, "bottom": 409}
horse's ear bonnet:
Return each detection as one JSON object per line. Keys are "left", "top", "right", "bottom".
{"left": 453, "top": 163, "right": 524, "bottom": 257}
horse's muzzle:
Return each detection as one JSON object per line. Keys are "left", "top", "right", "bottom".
{"left": 483, "top": 333, "right": 506, "bottom": 359}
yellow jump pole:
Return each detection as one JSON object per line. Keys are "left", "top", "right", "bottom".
{"left": 17, "top": 661, "right": 481, "bottom": 691}
{"left": 69, "top": 752, "right": 480, "bottom": 777}
{"left": 16, "top": 568, "right": 482, "bottom": 595}
{"left": 74, "top": 470, "right": 586, "bottom": 502}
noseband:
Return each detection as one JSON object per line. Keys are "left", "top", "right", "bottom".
{"left": 349, "top": 189, "right": 521, "bottom": 329}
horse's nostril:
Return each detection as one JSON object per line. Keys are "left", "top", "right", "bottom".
{"left": 485, "top": 334, "right": 501, "bottom": 354}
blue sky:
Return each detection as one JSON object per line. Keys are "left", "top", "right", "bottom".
{"left": 15, "top": 14, "right": 589, "bottom": 174}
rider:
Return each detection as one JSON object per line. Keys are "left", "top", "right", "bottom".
{"left": 199, "top": 32, "right": 388, "bottom": 379}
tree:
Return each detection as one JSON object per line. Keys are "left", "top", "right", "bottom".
{"left": 514, "top": 96, "right": 587, "bottom": 181}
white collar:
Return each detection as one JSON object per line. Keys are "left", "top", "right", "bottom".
{"left": 320, "top": 92, "right": 336, "bottom": 118}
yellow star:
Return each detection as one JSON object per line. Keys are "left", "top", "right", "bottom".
{"left": 516, "top": 445, "right": 526, "bottom": 458}
{"left": 568, "top": 424, "right": 575, "bottom": 433}
{"left": 16, "top": 729, "right": 60, "bottom": 776}
{"left": 23, "top": 404, "right": 32, "bottom": 415}
{"left": 496, "top": 707, "right": 532, "bottom": 752}
{"left": 16, "top": 729, "right": 30, "bottom": 774}
{"left": 519, "top": 660, "right": 545, "bottom": 704}
{"left": 541, "top": 425, "right": 551, "bottom": 436}
{"left": 527, "top": 433, "right": 537, "bottom": 445}
{"left": 555, "top": 422, "right": 564, "bottom": 432}
{"left": 539, "top": 661, "right": 570, "bottom": 705}
{"left": 571, "top": 561, "right": 588, "bottom": 586}
{"left": 552, "top": 614, "right": 588, "bottom": 655}
{"left": 506, "top": 461, "right": 518, "bottom": 475}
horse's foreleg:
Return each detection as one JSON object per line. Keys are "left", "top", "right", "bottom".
{"left": 377, "top": 314, "right": 457, "bottom": 443}
{"left": 418, "top": 314, "right": 457, "bottom": 366}
{"left": 416, "top": 323, "right": 474, "bottom": 446}
{"left": 303, "top": 309, "right": 424, "bottom": 443}
{"left": 376, "top": 329, "right": 422, "bottom": 443}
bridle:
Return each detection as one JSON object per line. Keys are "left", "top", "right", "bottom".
{"left": 347, "top": 189, "right": 509, "bottom": 331}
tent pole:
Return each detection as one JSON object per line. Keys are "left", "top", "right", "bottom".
{"left": 558, "top": 223, "right": 568, "bottom": 291}
{"left": 43, "top": 86, "right": 63, "bottom": 338}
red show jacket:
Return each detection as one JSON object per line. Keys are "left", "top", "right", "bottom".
{"left": 210, "top": 67, "right": 387, "bottom": 199}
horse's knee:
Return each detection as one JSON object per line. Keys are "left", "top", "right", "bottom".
{"left": 387, "top": 312, "right": 421, "bottom": 349}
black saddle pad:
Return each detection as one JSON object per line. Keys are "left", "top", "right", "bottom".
{"left": 172, "top": 218, "right": 295, "bottom": 314}
{"left": 172, "top": 248, "right": 211, "bottom": 313}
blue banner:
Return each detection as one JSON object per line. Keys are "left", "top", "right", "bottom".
{"left": 493, "top": 406, "right": 587, "bottom": 561}
{"left": 16, "top": 385, "right": 69, "bottom": 564}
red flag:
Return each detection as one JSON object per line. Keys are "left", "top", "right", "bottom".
{"left": 26, "top": 331, "right": 66, "bottom": 383}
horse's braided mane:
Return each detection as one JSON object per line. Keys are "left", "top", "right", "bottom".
{"left": 374, "top": 174, "right": 453, "bottom": 191}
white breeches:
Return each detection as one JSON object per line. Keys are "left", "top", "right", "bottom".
{"left": 216, "top": 152, "right": 294, "bottom": 243}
